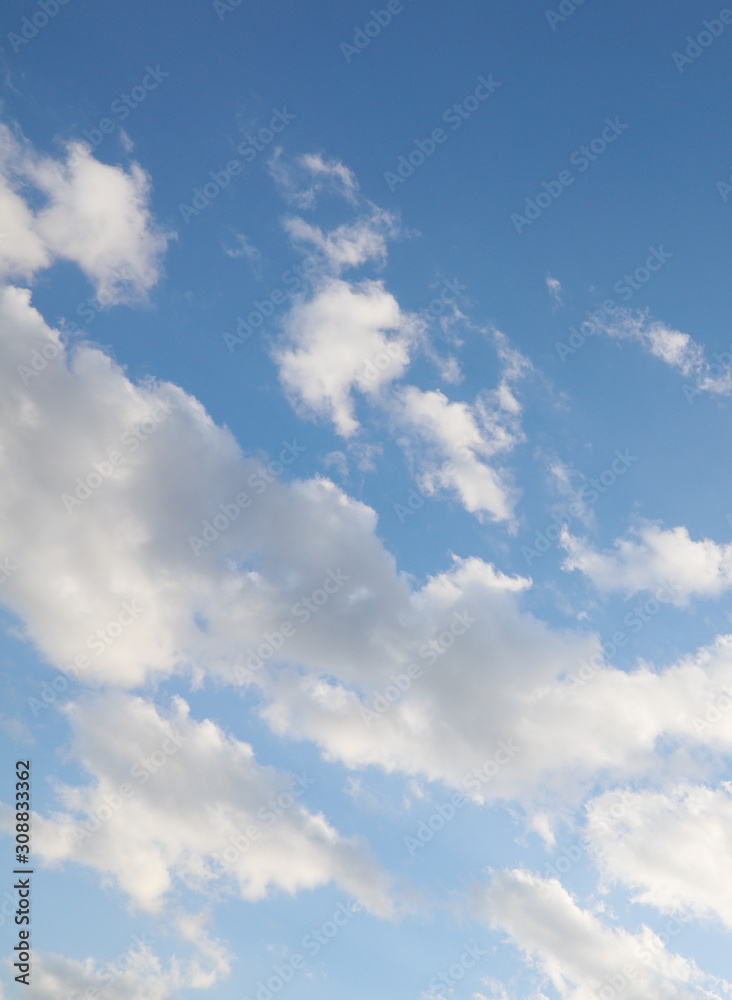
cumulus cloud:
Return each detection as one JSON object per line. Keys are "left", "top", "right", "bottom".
{"left": 474, "top": 868, "right": 730, "bottom": 999}
{"left": 561, "top": 523, "right": 732, "bottom": 604}
{"left": 586, "top": 782, "right": 732, "bottom": 929}
{"left": 390, "top": 331, "right": 531, "bottom": 524}
{"left": 28, "top": 920, "right": 230, "bottom": 1000}
{"left": 8, "top": 270, "right": 732, "bottom": 820}
{"left": 274, "top": 276, "right": 418, "bottom": 435}
{"left": 29, "top": 692, "right": 393, "bottom": 917}
{"left": 0, "top": 123, "right": 170, "bottom": 303}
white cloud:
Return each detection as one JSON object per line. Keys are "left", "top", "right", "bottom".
{"left": 546, "top": 274, "right": 563, "bottom": 305}
{"left": 561, "top": 523, "right": 732, "bottom": 604}
{"left": 274, "top": 276, "right": 418, "bottom": 435}
{"left": 267, "top": 149, "right": 359, "bottom": 209}
{"left": 7, "top": 280, "right": 732, "bottom": 813}
{"left": 390, "top": 331, "right": 531, "bottom": 524}
{"left": 0, "top": 123, "right": 170, "bottom": 304}
{"left": 393, "top": 385, "right": 520, "bottom": 524}
{"left": 586, "top": 782, "right": 732, "bottom": 929}
{"left": 475, "top": 868, "right": 730, "bottom": 999}
{"left": 29, "top": 692, "right": 393, "bottom": 917}
{"left": 601, "top": 310, "right": 732, "bottom": 396}
{"left": 602, "top": 310, "right": 704, "bottom": 376}
{"left": 224, "top": 232, "right": 262, "bottom": 269}
{"left": 28, "top": 922, "right": 230, "bottom": 1000}
{"left": 283, "top": 206, "right": 396, "bottom": 272}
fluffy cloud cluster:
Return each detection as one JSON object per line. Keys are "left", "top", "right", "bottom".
{"left": 586, "top": 783, "right": 732, "bottom": 929}
{"left": 562, "top": 522, "right": 732, "bottom": 604}
{"left": 0, "top": 123, "right": 170, "bottom": 303}
{"left": 4, "top": 129, "right": 732, "bottom": 998}
{"left": 32, "top": 692, "right": 393, "bottom": 916}
{"left": 475, "top": 869, "right": 730, "bottom": 999}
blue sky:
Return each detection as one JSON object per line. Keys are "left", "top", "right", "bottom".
{"left": 1, "top": 0, "right": 732, "bottom": 998}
